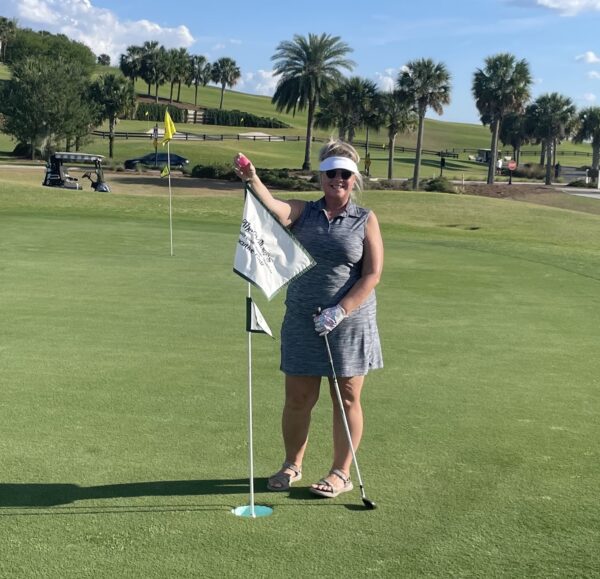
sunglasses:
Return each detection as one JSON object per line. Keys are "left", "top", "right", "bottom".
{"left": 324, "top": 169, "right": 353, "bottom": 179}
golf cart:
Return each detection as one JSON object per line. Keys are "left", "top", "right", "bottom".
{"left": 43, "top": 152, "right": 110, "bottom": 192}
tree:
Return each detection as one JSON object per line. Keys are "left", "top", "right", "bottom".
{"left": 0, "top": 16, "right": 17, "bottom": 62}
{"left": 5, "top": 27, "right": 96, "bottom": 70}
{"left": 97, "top": 53, "right": 111, "bottom": 66}
{"left": 499, "top": 112, "right": 529, "bottom": 165}
{"left": 315, "top": 76, "right": 379, "bottom": 145}
{"left": 315, "top": 88, "right": 347, "bottom": 140}
{"left": 186, "top": 54, "right": 211, "bottom": 108}
{"left": 165, "top": 47, "right": 189, "bottom": 103}
{"left": 472, "top": 53, "right": 532, "bottom": 184}
{"left": 139, "top": 41, "right": 168, "bottom": 101}
{"left": 1, "top": 55, "right": 94, "bottom": 159}
{"left": 379, "top": 91, "right": 418, "bottom": 179}
{"left": 211, "top": 57, "right": 241, "bottom": 110}
{"left": 573, "top": 107, "right": 600, "bottom": 183}
{"left": 271, "top": 33, "right": 354, "bottom": 170}
{"left": 525, "top": 93, "right": 576, "bottom": 185}
{"left": 397, "top": 58, "right": 451, "bottom": 189}
{"left": 89, "top": 73, "right": 136, "bottom": 159}
{"left": 119, "top": 44, "right": 144, "bottom": 85}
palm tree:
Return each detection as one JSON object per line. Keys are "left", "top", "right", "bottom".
{"left": 210, "top": 57, "right": 241, "bottom": 110}
{"left": 472, "top": 53, "right": 532, "bottom": 184}
{"left": 89, "top": 73, "right": 136, "bottom": 158}
{"left": 0, "top": 16, "right": 17, "bottom": 63}
{"left": 186, "top": 54, "right": 211, "bottom": 108}
{"left": 315, "top": 77, "right": 378, "bottom": 144}
{"left": 525, "top": 93, "right": 576, "bottom": 185}
{"left": 499, "top": 112, "right": 529, "bottom": 165}
{"left": 379, "top": 91, "right": 418, "bottom": 179}
{"left": 397, "top": 58, "right": 451, "bottom": 189}
{"left": 573, "top": 107, "right": 600, "bottom": 184}
{"left": 119, "top": 45, "right": 144, "bottom": 86}
{"left": 314, "top": 90, "right": 347, "bottom": 139}
{"left": 139, "top": 41, "right": 168, "bottom": 101}
{"left": 165, "top": 47, "right": 189, "bottom": 103}
{"left": 271, "top": 32, "right": 355, "bottom": 170}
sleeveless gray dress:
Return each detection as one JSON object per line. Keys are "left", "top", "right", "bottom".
{"left": 280, "top": 197, "right": 383, "bottom": 377}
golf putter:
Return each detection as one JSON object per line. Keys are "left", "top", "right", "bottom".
{"left": 317, "top": 308, "right": 377, "bottom": 510}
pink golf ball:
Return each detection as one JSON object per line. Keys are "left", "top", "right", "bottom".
{"left": 237, "top": 154, "right": 250, "bottom": 168}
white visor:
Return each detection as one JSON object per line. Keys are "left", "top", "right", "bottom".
{"left": 319, "top": 156, "right": 359, "bottom": 174}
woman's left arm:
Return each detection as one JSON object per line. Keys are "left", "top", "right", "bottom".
{"left": 339, "top": 211, "right": 384, "bottom": 315}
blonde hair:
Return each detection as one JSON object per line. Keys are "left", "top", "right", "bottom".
{"left": 318, "top": 138, "right": 363, "bottom": 196}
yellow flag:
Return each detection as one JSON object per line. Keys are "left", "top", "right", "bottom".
{"left": 162, "top": 110, "right": 176, "bottom": 145}
{"left": 160, "top": 165, "right": 170, "bottom": 178}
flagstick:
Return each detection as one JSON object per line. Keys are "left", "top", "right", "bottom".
{"left": 232, "top": 287, "right": 273, "bottom": 518}
{"left": 167, "top": 143, "right": 173, "bottom": 256}
{"left": 247, "top": 282, "right": 256, "bottom": 518}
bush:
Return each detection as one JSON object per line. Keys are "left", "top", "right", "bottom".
{"left": 135, "top": 103, "right": 185, "bottom": 123}
{"left": 422, "top": 176, "right": 456, "bottom": 193}
{"left": 512, "top": 163, "right": 546, "bottom": 180}
{"left": 363, "top": 179, "right": 410, "bottom": 191}
{"left": 202, "top": 109, "right": 290, "bottom": 129}
{"left": 190, "top": 164, "right": 320, "bottom": 191}
{"left": 567, "top": 179, "right": 597, "bottom": 188}
{"left": 259, "top": 169, "right": 320, "bottom": 191}
{"left": 191, "top": 164, "right": 236, "bottom": 180}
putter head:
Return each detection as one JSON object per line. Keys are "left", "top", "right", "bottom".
{"left": 362, "top": 498, "right": 377, "bottom": 510}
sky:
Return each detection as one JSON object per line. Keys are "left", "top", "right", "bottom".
{"left": 3, "top": 0, "right": 600, "bottom": 124}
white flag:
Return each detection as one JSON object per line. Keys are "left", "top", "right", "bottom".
{"left": 246, "top": 297, "right": 274, "bottom": 338}
{"left": 233, "top": 185, "right": 315, "bottom": 300}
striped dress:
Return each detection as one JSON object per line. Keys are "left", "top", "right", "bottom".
{"left": 280, "top": 197, "right": 383, "bottom": 377}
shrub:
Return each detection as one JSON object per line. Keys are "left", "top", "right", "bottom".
{"left": 422, "top": 176, "right": 456, "bottom": 193}
{"left": 567, "top": 179, "right": 597, "bottom": 188}
{"left": 259, "top": 169, "right": 320, "bottom": 191}
{"left": 190, "top": 164, "right": 320, "bottom": 191}
{"left": 512, "top": 163, "right": 546, "bottom": 180}
{"left": 191, "top": 164, "right": 236, "bottom": 180}
{"left": 135, "top": 103, "right": 185, "bottom": 123}
{"left": 363, "top": 179, "right": 410, "bottom": 191}
{"left": 202, "top": 109, "right": 290, "bottom": 129}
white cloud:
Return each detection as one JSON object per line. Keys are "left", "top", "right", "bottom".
{"left": 588, "top": 71, "right": 600, "bottom": 79}
{"left": 534, "top": 0, "right": 600, "bottom": 15}
{"left": 12, "top": 0, "right": 195, "bottom": 62}
{"left": 576, "top": 51, "right": 600, "bottom": 63}
{"left": 583, "top": 92, "right": 597, "bottom": 102}
{"left": 242, "top": 70, "right": 278, "bottom": 96}
{"left": 373, "top": 71, "right": 395, "bottom": 93}
{"left": 18, "top": 0, "right": 60, "bottom": 24}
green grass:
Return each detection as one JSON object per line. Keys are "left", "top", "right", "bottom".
{"left": 1, "top": 174, "right": 599, "bottom": 577}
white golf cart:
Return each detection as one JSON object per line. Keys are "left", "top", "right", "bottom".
{"left": 43, "top": 152, "right": 110, "bottom": 192}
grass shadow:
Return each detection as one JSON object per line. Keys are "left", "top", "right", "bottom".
{"left": 0, "top": 477, "right": 269, "bottom": 508}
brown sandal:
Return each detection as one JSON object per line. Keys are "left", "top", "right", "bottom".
{"left": 310, "top": 469, "right": 353, "bottom": 498}
{"left": 267, "top": 462, "right": 302, "bottom": 492}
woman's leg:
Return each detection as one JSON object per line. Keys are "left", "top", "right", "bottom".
{"left": 311, "top": 375, "right": 365, "bottom": 492}
{"left": 269, "top": 374, "right": 321, "bottom": 489}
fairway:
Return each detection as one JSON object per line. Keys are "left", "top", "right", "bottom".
{"left": 1, "top": 180, "right": 599, "bottom": 577}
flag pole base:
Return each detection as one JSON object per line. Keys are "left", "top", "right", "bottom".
{"left": 232, "top": 505, "right": 273, "bottom": 518}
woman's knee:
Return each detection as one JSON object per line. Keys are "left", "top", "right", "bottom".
{"left": 284, "top": 375, "right": 321, "bottom": 410}
{"left": 329, "top": 376, "right": 364, "bottom": 407}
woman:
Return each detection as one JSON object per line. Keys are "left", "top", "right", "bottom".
{"left": 233, "top": 139, "right": 383, "bottom": 498}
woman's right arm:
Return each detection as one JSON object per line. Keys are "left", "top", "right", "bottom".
{"left": 233, "top": 153, "right": 305, "bottom": 227}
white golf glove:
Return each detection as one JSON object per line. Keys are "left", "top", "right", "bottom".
{"left": 314, "top": 305, "right": 347, "bottom": 336}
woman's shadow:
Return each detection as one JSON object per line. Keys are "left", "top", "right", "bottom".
{"left": 0, "top": 478, "right": 269, "bottom": 508}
